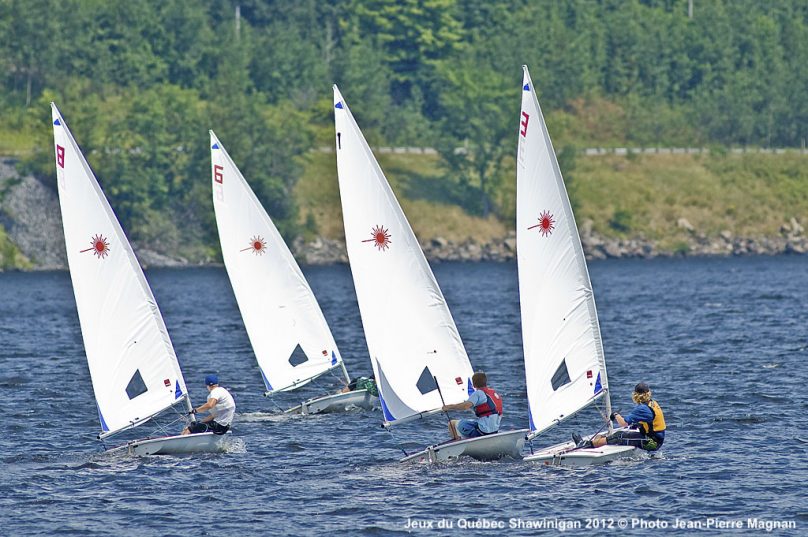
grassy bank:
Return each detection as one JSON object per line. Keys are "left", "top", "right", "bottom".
{"left": 0, "top": 224, "right": 31, "bottom": 270}
{"left": 573, "top": 153, "right": 808, "bottom": 246}
{"left": 295, "top": 151, "right": 508, "bottom": 244}
{"left": 296, "top": 151, "right": 808, "bottom": 247}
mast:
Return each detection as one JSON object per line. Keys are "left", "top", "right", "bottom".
{"left": 183, "top": 394, "right": 194, "bottom": 420}
{"left": 340, "top": 361, "right": 351, "bottom": 386}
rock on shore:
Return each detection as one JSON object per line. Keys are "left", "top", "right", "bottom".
{"left": 0, "top": 159, "right": 193, "bottom": 270}
{"left": 0, "top": 158, "right": 66, "bottom": 269}
{"left": 291, "top": 217, "right": 807, "bottom": 265}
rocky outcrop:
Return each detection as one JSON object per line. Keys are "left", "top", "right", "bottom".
{"left": 133, "top": 246, "right": 189, "bottom": 268}
{"left": 292, "top": 236, "right": 349, "bottom": 265}
{"left": 0, "top": 159, "right": 66, "bottom": 269}
{"left": 676, "top": 218, "right": 695, "bottom": 232}
{"left": 422, "top": 233, "right": 517, "bottom": 262}
{"left": 290, "top": 231, "right": 521, "bottom": 265}
{"left": 0, "top": 159, "right": 192, "bottom": 270}
{"left": 666, "top": 217, "right": 808, "bottom": 257}
{"left": 289, "top": 217, "right": 808, "bottom": 265}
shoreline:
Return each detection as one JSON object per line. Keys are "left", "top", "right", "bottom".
{"left": 286, "top": 218, "right": 808, "bottom": 265}
{"left": 3, "top": 231, "right": 805, "bottom": 273}
{"left": 2, "top": 158, "right": 806, "bottom": 271}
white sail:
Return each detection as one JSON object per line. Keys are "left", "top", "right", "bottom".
{"left": 333, "top": 86, "right": 474, "bottom": 425}
{"left": 210, "top": 131, "right": 342, "bottom": 392}
{"left": 51, "top": 103, "right": 189, "bottom": 438}
{"left": 516, "top": 67, "right": 610, "bottom": 436}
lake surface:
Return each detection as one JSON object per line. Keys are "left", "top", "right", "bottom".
{"left": 1, "top": 257, "right": 806, "bottom": 535}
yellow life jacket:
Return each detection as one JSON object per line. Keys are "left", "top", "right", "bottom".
{"left": 638, "top": 400, "right": 666, "bottom": 436}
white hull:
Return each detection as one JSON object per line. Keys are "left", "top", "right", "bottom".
{"left": 400, "top": 429, "right": 529, "bottom": 464}
{"left": 287, "top": 389, "right": 378, "bottom": 415}
{"left": 524, "top": 439, "right": 636, "bottom": 467}
{"left": 110, "top": 432, "right": 231, "bottom": 456}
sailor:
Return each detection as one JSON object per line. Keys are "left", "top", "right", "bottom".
{"left": 340, "top": 374, "right": 379, "bottom": 396}
{"left": 442, "top": 371, "right": 503, "bottom": 440}
{"left": 573, "top": 382, "right": 666, "bottom": 450}
{"left": 181, "top": 374, "right": 236, "bottom": 435}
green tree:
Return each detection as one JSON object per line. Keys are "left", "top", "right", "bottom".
{"left": 331, "top": 29, "right": 393, "bottom": 139}
{"left": 0, "top": 0, "right": 64, "bottom": 106}
{"left": 149, "top": 0, "right": 217, "bottom": 88}
{"left": 249, "top": 18, "right": 328, "bottom": 106}
{"left": 206, "top": 20, "right": 314, "bottom": 239}
{"left": 349, "top": 0, "right": 465, "bottom": 105}
{"left": 434, "top": 56, "right": 514, "bottom": 217}
{"left": 778, "top": 2, "right": 808, "bottom": 146}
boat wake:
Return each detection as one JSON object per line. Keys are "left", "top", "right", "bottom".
{"left": 82, "top": 450, "right": 143, "bottom": 471}
{"left": 224, "top": 437, "right": 247, "bottom": 453}
{"left": 236, "top": 411, "right": 295, "bottom": 423}
{"left": 714, "top": 414, "right": 766, "bottom": 424}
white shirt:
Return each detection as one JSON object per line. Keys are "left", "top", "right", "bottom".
{"left": 208, "top": 386, "right": 235, "bottom": 426}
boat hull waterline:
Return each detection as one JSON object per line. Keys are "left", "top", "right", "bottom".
{"left": 524, "top": 440, "right": 637, "bottom": 467}
{"left": 108, "top": 432, "right": 231, "bottom": 456}
{"left": 285, "top": 389, "right": 379, "bottom": 415}
{"left": 400, "top": 429, "right": 529, "bottom": 464}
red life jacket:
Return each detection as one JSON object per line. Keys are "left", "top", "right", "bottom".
{"left": 473, "top": 387, "right": 503, "bottom": 417}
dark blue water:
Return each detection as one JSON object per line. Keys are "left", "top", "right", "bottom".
{"left": 2, "top": 257, "right": 807, "bottom": 535}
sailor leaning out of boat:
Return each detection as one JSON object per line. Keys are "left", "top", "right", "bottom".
{"left": 573, "top": 382, "right": 666, "bottom": 451}
{"left": 181, "top": 374, "right": 236, "bottom": 436}
{"left": 340, "top": 374, "right": 379, "bottom": 396}
{"left": 441, "top": 371, "right": 503, "bottom": 440}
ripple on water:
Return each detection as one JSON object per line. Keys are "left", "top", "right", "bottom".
{"left": 2, "top": 259, "right": 807, "bottom": 535}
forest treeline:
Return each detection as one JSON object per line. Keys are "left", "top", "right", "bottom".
{"left": 1, "top": 0, "right": 805, "bottom": 255}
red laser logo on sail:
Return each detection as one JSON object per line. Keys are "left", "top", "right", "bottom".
{"left": 362, "top": 225, "right": 391, "bottom": 251}
{"left": 241, "top": 235, "right": 267, "bottom": 255}
{"left": 80, "top": 234, "right": 110, "bottom": 258}
{"left": 528, "top": 211, "right": 555, "bottom": 237}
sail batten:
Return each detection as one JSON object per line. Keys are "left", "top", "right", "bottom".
{"left": 517, "top": 68, "right": 611, "bottom": 435}
{"left": 333, "top": 86, "right": 473, "bottom": 425}
{"left": 52, "top": 103, "right": 189, "bottom": 437}
{"left": 210, "top": 131, "right": 341, "bottom": 393}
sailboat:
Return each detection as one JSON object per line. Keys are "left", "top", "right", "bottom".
{"left": 210, "top": 131, "right": 376, "bottom": 414}
{"left": 51, "top": 103, "right": 228, "bottom": 456}
{"left": 515, "top": 67, "right": 636, "bottom": 466}
{"left": 333, "top": 85, "right": 527, "bottom": 462}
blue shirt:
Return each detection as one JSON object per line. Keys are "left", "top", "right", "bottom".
{"left": 622, "top": 403, "right": 665, "bottom": 438}
{"left": 468, "top": 390, "right": 501, "bottom": 434}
